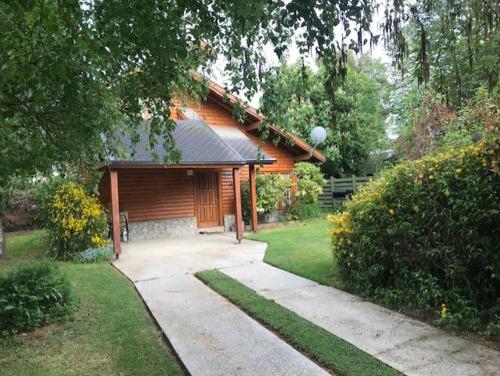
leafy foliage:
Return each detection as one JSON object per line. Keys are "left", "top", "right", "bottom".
{"left": 255, "top": 173, "right": 291, "bottom": 216}
{"left": 72, "top": 246, "right": 114, "bottom": 263}
{"left": 261, "top": 57, "right": 389, "bottom": 176}
{"left": 242, "top": 173, "right": 291, "bottom": 220}
{"left": 293, "top": 162, "right": 324, "bottom": 204}
{"left": 390, "top": 85, "right": 499, "bottom": 160}
{"left": 0, "top": 261, "right": 75, "bottom": 335}
{"left": 0, "top": 0, "right": 378, "bottom": 186}
{"left": 329, "top": 134, "right": 500, "bottom": 337}
{"left": 285, "top": 202, "right": 323, "bottom": 221}
{"left": 383, "top": 0, "right": 498, "bottom": 106}
{"left": 46, "top": 182, "right": 109, "bottom": 260}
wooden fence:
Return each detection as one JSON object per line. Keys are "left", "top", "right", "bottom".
{"left": 319, "top": 176, "right": 370, "bottom": 211}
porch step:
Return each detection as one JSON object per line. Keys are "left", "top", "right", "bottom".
{"left": 197, "top": 226, "right": 225, "bottom": 234}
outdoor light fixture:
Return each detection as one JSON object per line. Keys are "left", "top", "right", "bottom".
{"left": 310, "top": 126, "right": 327, "bottom": 152}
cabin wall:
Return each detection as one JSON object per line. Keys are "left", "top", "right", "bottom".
{"left": 98, "top": 169, "right": 198, "bottom": 239}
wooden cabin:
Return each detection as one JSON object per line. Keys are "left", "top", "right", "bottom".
{"left": 98, "top": 79, "right": 325, "bottom": 256}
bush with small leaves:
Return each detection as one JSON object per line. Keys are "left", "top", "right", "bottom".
{"left": 46, "top": 181, "right": 109, "bottom": 260}
{"left": 329, "top": 132, "right": 500, "bottom": 338}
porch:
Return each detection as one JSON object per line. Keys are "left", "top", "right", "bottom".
{"left": 105, "top": 165, "right": 260, "bottom": 257}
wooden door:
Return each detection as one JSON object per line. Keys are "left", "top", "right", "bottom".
{"left": 195, "top": 172, "right": 220, "bottom": 227}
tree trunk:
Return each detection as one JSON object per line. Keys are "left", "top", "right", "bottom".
{"left": 0, "top": 217, "right": 5, "bottom": 259}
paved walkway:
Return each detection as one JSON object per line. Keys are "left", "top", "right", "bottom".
{"left": 221, "top": 262, "right": 500, "bottom": 376}
{"left": 113, "top": 235, "right": 329, "bottom": 376}
{"left": 114, "top": 234, "right": 500, "bottom": 376}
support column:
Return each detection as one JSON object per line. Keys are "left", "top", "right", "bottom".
{"left": 249, "top": 164, "right": 258, "bottom": 232}
{"left": 110, "top": 169, "right": 121, "bottom": 257}
{"left": 233, "top": 168, "right": 243, "bottom": 243}
{"left": 291, "top": 173, "right": 298, "bottom": 204}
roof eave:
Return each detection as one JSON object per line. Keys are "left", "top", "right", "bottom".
{"left": 206, "top": 79, "right": 326, "bottom": 162}
{"left": 107, "top": 161, "right": 246, "bottom": 169}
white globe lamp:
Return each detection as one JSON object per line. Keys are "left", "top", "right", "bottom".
{"left": 311, "top": 126, "right": 327, "bottom": 148}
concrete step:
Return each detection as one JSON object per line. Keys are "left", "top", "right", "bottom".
{"left": 197, "top": 226, "right": 224, "bottom": 234}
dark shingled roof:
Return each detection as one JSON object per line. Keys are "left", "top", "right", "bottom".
{"left": 211, "top": 126, "right": 274, "bottom": 164}
{"left": 109, "top": 119, "right": 274, "bottom": 165}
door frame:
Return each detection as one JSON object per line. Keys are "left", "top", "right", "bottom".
{"left": 193, "top": 169, "right": 224, "bottom": 228}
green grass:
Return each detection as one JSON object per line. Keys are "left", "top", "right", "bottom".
{"left": 197, "top": 270, "right": 399, "bottom": 376}
{"left": 0, "top": 231, "right": 184, "bottom": 376}
{"left": 248, "top": 218, "right": 338, "bottom": 285}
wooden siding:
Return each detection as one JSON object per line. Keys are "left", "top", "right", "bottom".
{"left": 98, "top": 95, "right": 304, "bottom": 223}
{"left": 221, "top": 169, "right": 235, "bottom": 215}
{"left": 99, "top": 169, "right": 195, "bottom": 223}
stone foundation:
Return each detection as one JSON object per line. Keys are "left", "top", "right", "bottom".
{"left": 262, "top": 211, "right": 285, "bottom": 224}
{"left": 128, "top": 217, "right": 197, "bottom": 241}
{"left": 224, "top": 214, "right": 236, "bottom": 232}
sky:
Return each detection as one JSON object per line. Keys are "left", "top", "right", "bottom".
{"left": 210, "top": 4, "right": 390, "bottom": 108}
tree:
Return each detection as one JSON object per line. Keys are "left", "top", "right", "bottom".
{"left": 260, "top": 56, "right": 389, "bottom": 176}
{"left": 383, "top": 0, "right": 499, "bottom": 159}
{"left": 0, "top": 0, "right": 380, "bottom": 251}
{"left": 389, "top": 84, "right": 499, "bottom": 160}
{"left": 384, "top": 0, "right": 499, "bottom": 107}
{"left": 0, "top": 0, "right": 378, "bottom": 184}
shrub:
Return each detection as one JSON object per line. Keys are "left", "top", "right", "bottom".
{"left": 285, "top": 202, "right": 323, "bottom": 221}
{"left": 34, "top": 176, "right": 71, "bottom": 227}
{"left": 256, "top": 173, "right": 291, "bottom": 215}
{"left": 293, "top": 162, "right": 324, "bottom": 204}
{"left": 46, "top": 181, "right": 109, "bottom": 260}
{"left": 0, "top": 261, "right": 76, "bottom": 335}
{"left": 73, "top": 246, "right": 114, "bottom": 263}
{"left": 329, "top": 133, "right": 500, "bottom": 337}
{"left": 241, "top": 173, "right": 291, "bottom": 222}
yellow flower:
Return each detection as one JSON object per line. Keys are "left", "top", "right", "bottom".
{"left": 389, "top": 208, "right": 395, "bottom": 215}
{"left": 440, "top": 303, "right": 447, "bottom": 319}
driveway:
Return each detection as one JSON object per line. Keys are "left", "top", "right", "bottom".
{"left": 113, "top": 234, "right": 329, "bottom": 376}
{"left": 114, "top": 233, "right": 500, "bottom": 376}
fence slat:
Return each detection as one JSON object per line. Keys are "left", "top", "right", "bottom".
{"left": 320, "top": 176, "right": 371, "bottom": 210}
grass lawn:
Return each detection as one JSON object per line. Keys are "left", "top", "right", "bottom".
{"left": 197, "top": 270, "right": 399, "bottom": 376}
{"left": 0, "top": 231, "right": 184, "bottom": 376}
{"left": 248, "top": 218, "right": 338, "bottom": 285}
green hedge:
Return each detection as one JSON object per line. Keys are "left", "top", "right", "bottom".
{"left": 329, "top": 134, "right": 500, "bottom": 337}
{"left": 0, "top": 261, "right": 76, "bottom": 335}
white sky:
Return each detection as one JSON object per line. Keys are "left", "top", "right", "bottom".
{"left": 211, "top": 3, "right": 390, "bottom": 108}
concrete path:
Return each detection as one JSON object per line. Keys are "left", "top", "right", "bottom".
{"left": 113, "top": 235, "right": 329, "bottom": 376}
{"left": 221, "top": 262, "right": 500, "bottom": 376}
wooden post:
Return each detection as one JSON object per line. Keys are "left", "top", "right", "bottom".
{"left": 110, "top": 169, "right": 121, "bottom": 257}
{"left": 330, "top": 176, "right": 335, "bottom": 210}
{"left": 233, "top": 168, "right": 243, "bottom": 242}
{"left": 249, "top": 164, "right": 258, "bottom": 232}
{"left": 291, "top": 174, "right": 298, "bottom": 204}
{"left": 352, "top": 175, "right": 357, "bottom": 193}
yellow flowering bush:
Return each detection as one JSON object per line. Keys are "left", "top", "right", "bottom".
{"left": 329, "top": 131, "right": 500, "bottom": 337}
{"left": 47, "top": 182, "right": 109, "bottom": 260}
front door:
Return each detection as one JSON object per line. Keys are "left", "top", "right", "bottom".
{"left": 195, "top": 172, "right": 220, "bottom": 227}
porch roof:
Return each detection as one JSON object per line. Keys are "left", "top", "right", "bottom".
{"left": 109, "top": 119, "right": 275, "bottom": 166}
